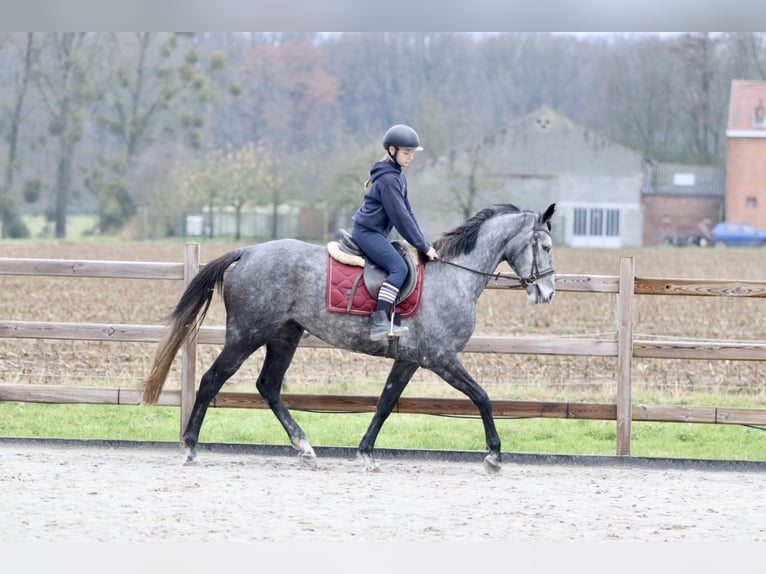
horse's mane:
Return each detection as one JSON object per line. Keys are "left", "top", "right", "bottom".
{"left": 433, "top": 204, "right": 523, "bottom": 259}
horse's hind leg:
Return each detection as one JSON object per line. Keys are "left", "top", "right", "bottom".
{"left": 358, "top": 359, "right": 420, "bottom": 472}
{"left": 182, "top": 338, "right": 260, "bottom": 463}
{"left": 255, "top": 321, "right": 317, "bottom": 468}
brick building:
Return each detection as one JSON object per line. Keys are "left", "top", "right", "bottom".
{"left": 725, "top": 80, "right": 766, "bottom": 230}
{"left": 641, "top": 161, "right": 724, "bottom": 245}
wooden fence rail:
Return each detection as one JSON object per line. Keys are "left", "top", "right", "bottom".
{"left": 2, "top": 245, "right": 766, "bottom": 456}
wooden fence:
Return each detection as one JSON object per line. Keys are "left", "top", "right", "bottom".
{"left": 1, "top": 244, "right": 766, "bottom": 456}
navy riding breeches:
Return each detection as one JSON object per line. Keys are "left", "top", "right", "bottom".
{"left": 351, "top": 225, "right": 408, "bottom": 289}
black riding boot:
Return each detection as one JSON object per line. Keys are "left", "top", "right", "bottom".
{"left": 369, "top": 310, "right": 408, "bottom": 341}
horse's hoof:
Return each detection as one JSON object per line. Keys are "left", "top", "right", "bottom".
{"left": 483, "top": 453, "right": 502, "bottom": 474}
{"left": 183, "top": 447, "right": 198, "bottom": 465}
{"left": 298, "top": 452, "right": 318, "bottom": 470}
{"left": 358, "top": 453, "right": 381, "bottom": 472}
{"left": 292, "top": 439, "right": 317, "bottom": 469}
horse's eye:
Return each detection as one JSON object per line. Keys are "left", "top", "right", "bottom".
{"left": 542, "top": 244, "right": 551, "bottom": 253}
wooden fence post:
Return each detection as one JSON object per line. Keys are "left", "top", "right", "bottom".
{"left": 616, "top": 256, "right": 635, "bottom": 455}
{"left": 180, "top": 243, "right": 200, "bottom": 438}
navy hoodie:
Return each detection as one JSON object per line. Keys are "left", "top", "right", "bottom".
{"left": 352, "top": 159, "right": 430, "bottom": 254}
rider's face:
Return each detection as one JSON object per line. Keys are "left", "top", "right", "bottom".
{"left": 392, "top": 147, "right": 416, "bottom": 167}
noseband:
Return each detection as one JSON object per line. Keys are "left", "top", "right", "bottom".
{"left": 519, "top": 224, "right": 555, "bottom": 287}
{"left": 436, "top": 223, "right": 555, "bottom": 287}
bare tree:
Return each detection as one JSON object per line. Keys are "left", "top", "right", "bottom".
{"left": 446, "top": 140, "right": 503, "bottom": 220}
{"left": 33, "top": 32, "right": 100, "bottom": 238}
{"left": 592, "top": 35, "right": 678, "bottom": 158}
{"left": 726, "top": 32, "right": 766, "bottom": 80}
{"left": 88, "top": 32, "right": 222, "bottom": 232}
{"left": 229, "top": 34, "right": 338, "bottom": 151}
{"left": 669, "top": 33, "right": 729, "bottom": 164}
{"left": 1, "top": 33, "right": 37, "bottom": 238}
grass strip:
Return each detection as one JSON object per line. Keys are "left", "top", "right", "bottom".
{"left": 1, "top": 401, "right": 764, "bottom": 462}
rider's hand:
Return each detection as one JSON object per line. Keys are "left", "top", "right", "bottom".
{"left": 426, "top": 246, "right": 439, "bottom": 260}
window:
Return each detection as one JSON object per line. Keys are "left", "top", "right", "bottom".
{"left": 673, "top": 173, "right": 695, "bottom": 186}
{"left": 573, "top": 207, "right": 620, "bottom": 237}
{"left": 754, "top": 101, "right": 766, "bottom": 127}
{"left": 573, "top": 208, "right": 588, "bottom": 236}
{"left": 746, "top": 197, "right": 757, "bottom": 209}
{"left": 590, "top": 209, "right": 603, "bottom": 236}
{"left": 605, "top": 209, "right": 620, "bottom": 236}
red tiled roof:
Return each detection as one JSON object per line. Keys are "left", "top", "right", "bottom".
{"left": 727, "top": 80, "right": 766, "bottom": 132}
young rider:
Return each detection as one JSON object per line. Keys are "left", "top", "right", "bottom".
{"left": 351, "top": 124, "right": 439, "bottom": 341}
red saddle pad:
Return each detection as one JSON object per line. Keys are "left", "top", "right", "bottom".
{"left": 326, "top": 254, "right": 425, "bottom": 318}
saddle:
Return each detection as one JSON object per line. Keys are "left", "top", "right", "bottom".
{"left": 326, "top": 230, "right": 424, "bottom": 317}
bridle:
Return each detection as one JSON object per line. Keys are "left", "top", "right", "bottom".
{"left": 521, "top": 224, "right": 556, "bottom": 286}
{"left": 436, "top": 223, "right": 555, "bottom": 288}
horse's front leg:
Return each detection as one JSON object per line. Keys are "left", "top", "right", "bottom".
{"left": 428, "top": 356, "right": 502, "bottom": 474}
{"left": 358, "top": 359, "right": 420, "bottom": 472}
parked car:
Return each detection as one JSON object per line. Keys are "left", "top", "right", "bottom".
{"left": 709, "top": 222, "right": 766, "bottom": 247}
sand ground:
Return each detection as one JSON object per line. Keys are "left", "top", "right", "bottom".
{"left": 1, "top": 442, "right": 764, "bottom": 543}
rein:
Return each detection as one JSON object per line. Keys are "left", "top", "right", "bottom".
{"left": 435, "top": 224, "right": 555, "bottom": 287}
{"left": 436, "top": 258, "right": 504, "bottom": 281}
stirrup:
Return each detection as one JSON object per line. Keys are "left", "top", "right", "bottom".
{"left": 384, "top": 312, "right": 408, "bottom": 338}
{"left": 370, "top": 311, "right": 408, "bottom": 341}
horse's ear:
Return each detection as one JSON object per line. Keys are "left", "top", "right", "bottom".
{"left": 542, "top": 203, "right": 556, "bottom": 223}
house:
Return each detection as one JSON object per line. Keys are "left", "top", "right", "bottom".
{"left": 408, "top": 106, "right": 646, "bottom": 248}
{"left": 725, "top": 80, "right": 766, "bottom": 230}
{"left": 408, "top": 106, "right": 729, "bottom": 248}
{"left": 641, "top": 161, "right": 725, "bottom": 245}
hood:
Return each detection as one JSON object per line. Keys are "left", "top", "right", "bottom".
{"left": 369, "top": 159, "right": 401, "bottom": 184}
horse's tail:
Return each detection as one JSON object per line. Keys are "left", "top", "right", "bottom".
{"left": 142, "top": 248, "right": 245, "bottom": 404}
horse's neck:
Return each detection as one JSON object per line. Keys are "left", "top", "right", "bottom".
{"left": 449, "top": 214, "right": 527, "bottom": 293}
{"left": 466, "top": 214, "right": 526, "bottom": 274}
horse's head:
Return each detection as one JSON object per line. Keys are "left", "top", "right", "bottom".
{"left": 505, "top": 203, "right": 556, "bottom": 304}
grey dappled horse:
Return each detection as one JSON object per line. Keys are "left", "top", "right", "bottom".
{"left": 142, "top": 203, "right": 556, "bottom": 473}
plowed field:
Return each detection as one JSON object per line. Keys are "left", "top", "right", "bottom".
{"left": 2, "top": 241, "right": 765, "bottom": 402}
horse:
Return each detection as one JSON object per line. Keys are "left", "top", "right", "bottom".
{"left": 142, "top": 203, "right": 556, "bottom": 473}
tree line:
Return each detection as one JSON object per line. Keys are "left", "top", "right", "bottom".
{"left": 1, "top": 32, "right": 764, "bottom": 239}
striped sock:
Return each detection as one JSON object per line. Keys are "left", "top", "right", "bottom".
{"left": 377, "top": 282, "right": 400, "bottom": 314}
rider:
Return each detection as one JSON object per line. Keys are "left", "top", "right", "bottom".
{"left": 351, "top": 124, "right": 439, "bottom": 341}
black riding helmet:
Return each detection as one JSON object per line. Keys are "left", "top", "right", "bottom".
{"left": 383, "top": 124, "right": 424, "bottom": 159}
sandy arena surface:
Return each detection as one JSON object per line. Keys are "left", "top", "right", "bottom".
{"left": 0, "top": 441, "right": 764, "bottom": 543}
